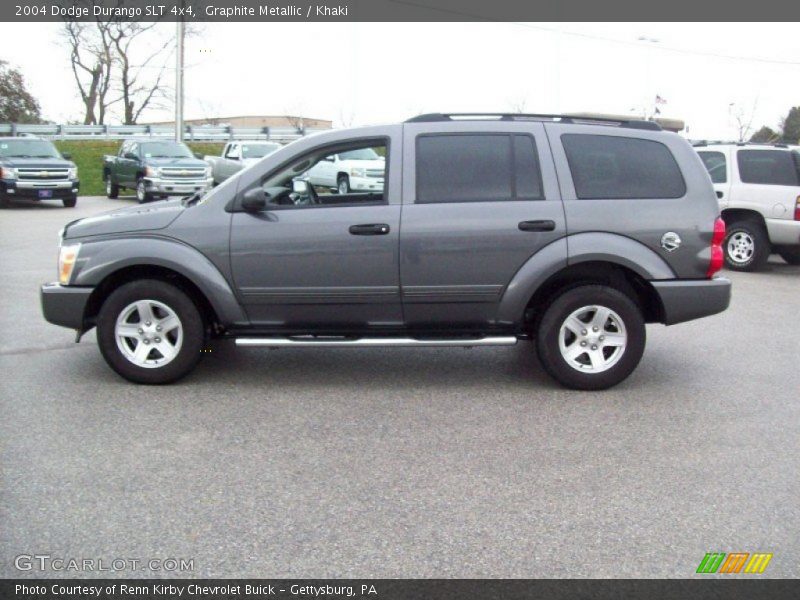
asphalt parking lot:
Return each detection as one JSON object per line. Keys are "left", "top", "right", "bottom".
{"left": 1, "top": 195, "right": 798, "bottom": 578}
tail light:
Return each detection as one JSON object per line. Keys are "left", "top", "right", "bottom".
{"left": 794, "top": 196, "right": 800, "bottom": 221}
{"left": 707, "top": 217, "right": 726, "bottom": 278}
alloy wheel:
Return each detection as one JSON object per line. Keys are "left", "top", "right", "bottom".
{"left": 558, "top": 305, "right": 627, "bottom": 373}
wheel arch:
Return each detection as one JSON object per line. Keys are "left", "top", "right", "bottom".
{"left": 74, "top": 238, "right": 247, "bottom": 332}
{"left": 720, "top": 208, "right": 767, "bottom": 230}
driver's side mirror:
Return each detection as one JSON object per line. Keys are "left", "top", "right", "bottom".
{"left": 124, "top": 152, "right": 138, "bottom": 160}
{"left": 241, "top": 187, "right": 268, "bottom": 212}
{"left": 292, "top": 179, "right": 308, "bottom": 194}
{"left": 61, "top": 152, "right": 72, "bottom": 160}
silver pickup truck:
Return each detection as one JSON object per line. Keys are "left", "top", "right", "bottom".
{"left": 205, "top": 141, "right": 281, "bottom": 185}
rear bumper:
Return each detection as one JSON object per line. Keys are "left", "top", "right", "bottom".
{"left": 651, "top": 277, "right": 731, "bottom": 325}
{"left": 40, "top": 283, "right": 93, "bottom": 330}
{"left": 766, "top": 218, "right": 800, "bottom": 246}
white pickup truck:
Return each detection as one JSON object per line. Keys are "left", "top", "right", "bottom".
{"left": 304, "top": 147, "right": 385, "bottom": 194}
{"left": 205, "top": 141, "right": 281, "bottom": 185}
{"left": 696, "top": 142, "right": 800, "bottom": 270}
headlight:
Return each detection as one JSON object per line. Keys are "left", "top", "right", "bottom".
{"left": 67, "top": 167, "right": 78, "bottom": 179}
{"left": 204, "top": 166, "right": 212, "bottom": 177}
{"left": 1, "top": 167, "right": 17, "bottom": 180}
{"left": 350, "top": 167, "right": 366, "bottom": 178}
{"left": 144, "top": 166, "right": 160, "bottom": 178}
{"left": 58, "top": 243, "right": 81, "bottom": 285}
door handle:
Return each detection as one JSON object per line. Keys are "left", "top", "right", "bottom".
{"left": 518, "top": 220, "right": 556, "bottom": 232}
{"left": 716, "top": 191, "right": 724, "bottom": 199}
{"left": 349, "top": 223, "right": 390, "bottom": 235}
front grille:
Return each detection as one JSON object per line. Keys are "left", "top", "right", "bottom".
{"left": 160, "top": 168, "right": 206, "bottom": 180}
{"left": 366, "top": 169, "right": 384, "bottom": 178}
{"left": 16, "top": 168, "right": 70, "bottom": 181}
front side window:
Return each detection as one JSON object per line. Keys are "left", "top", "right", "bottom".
{"left": 698, "top": 151, "right": 727, "bottom": 184}
{"left": 737, "top": 149, "right": 800, "bottom": 186}
{"left": 562, "top": 134, "right": 686, "bottom": 200}
{"left": 415, "top": 134, "right": 544, "bottom": 204}
{"left": 255, "top": 139, "right": 388, "bottom": 208}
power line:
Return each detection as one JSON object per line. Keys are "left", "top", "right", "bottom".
{"left": 386, "top": 0, "right": 800, "bottom": 67}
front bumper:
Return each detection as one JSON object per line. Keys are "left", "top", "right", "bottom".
{"left": 40, "top": 283, "right": 93, "bottom": 331}
{"left": 2, "top": 178, "right": 80, "bottom": 199}
{"left": 350, "top": 175, "right": 385, "bottom": 192}
{"left": 144, "top": 177, "right": 213, "bottom": 196}
{"left": 766, "top": 218, "right": 800, "bottom": 246}
{"left": 651, "top": 277, "right": 732, "bottom": 325}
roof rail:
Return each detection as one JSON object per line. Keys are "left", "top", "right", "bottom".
{"left": 405, "top": 112, "right": 662, "bottom": 131}
{"left": 691, "top": 140, "right": 790, "bottom": 148}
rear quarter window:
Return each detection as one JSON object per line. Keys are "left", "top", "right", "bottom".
{"left": 697, "top": 151, "right": 727, "bottom": 184}
{"left": 561, "top": 134, "right": 686, "bottom": 199}
{"left": 736, "top": 149, "right": 800, "bottom": 186}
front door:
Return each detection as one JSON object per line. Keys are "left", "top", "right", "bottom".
{"left": 400, "top": 122, "right": 566, "bottom": 328}
{"left": 229, "top": 132, "right": 402, "bottom": 331}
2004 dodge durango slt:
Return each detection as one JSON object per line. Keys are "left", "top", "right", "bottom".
{"left": 41, "top": 113, "right": 732, "bottom": 390}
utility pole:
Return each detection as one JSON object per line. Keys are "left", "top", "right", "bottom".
{"left": 175, "top": 15, "right": 185, "bottom": 141}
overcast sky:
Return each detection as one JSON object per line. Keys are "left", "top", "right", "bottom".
{"left": 1, "top": 21, "right": 798, "bottom": 139}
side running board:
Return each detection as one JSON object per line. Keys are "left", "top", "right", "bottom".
{"left": 235, "top": 336, "right": 518, "bottom": 348}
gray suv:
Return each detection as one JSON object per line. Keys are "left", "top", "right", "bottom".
{"left": 41, "top": 113, "right": 731, "bottom": 390}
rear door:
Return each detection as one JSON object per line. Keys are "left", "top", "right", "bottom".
{"left": 400, "top": 121, "right": 566, "bottom": 328}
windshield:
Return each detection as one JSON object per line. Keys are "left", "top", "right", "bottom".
{"left": 139, "top": 141, "right": 193, "bottom": 159}
{"left": 242, "top": 143, "right": 280, "bottom": 159}
{"left": 0, "top": 139, "right": 61, "bottom": 159}
{"left": 338, "top": 148, "right": 380, "bottom": 161}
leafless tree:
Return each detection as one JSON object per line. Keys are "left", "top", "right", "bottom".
{"left": 729, "top": 100, "right": 758, "bottom": 142}
{"left": 107, "top": 22, "right": 174, "bottom": 125}
{"left": 507, "top": 95, "right": 528, "bottom": 114}
{"left": 62, "top": 20, "right": 114, "bottom": 124}
{"left": 338, "top": 108, "right": 356, "bottom": 128}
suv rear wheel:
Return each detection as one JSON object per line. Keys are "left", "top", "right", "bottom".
{"left": 536, "top": 285, "right": 646, "bottom": 390}
{"left": 723, "top": 219, "right": 770, "bottom": 271}
{"left": 96, "top": 280, "right": 205, "bottom": 384}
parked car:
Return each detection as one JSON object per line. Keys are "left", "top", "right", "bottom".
{"left": 0, "top": 137, "right": 79, "bottom": 208}
{"left": 304, "top": 146, "right": 385, "bottom": 194}
{"left": 205, "top": 141, "right": 281, "bottom": 185}
{"left": 41, "top": 113, "right": 731, "bottom": 390}
{"left": 103, "top": 139, "right": 212, "bottom": 203}
{"left": 695, "top": 142, "right": 800, "bottom": 269}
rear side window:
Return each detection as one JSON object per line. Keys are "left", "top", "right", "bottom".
{"left": 561, "top": 134, "right": 686, "bottom": 199}
{"left": 698, "top": 151, "right": 727, "bottom": 184}
{"left": 737, "top": 150, "right": 800, "bottom": 186}
{"left": 415, "top": 134, "right": 544, "bottom": 203}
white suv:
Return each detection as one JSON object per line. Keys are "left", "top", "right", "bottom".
{"left": 696, "top": 143, "right": 800, "bottom": 270}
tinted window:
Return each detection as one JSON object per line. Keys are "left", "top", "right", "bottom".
{"left": 562, "top": 134, "right": 686, "bottom": 199}
{"left": 737, "top": 149, "right": 800, "bottom": 186}
{"left": 514, "top": 135, "right": 543, "bottom": 199}
{"left": 698, "top": 151, "right": 727, "bottom": 184}
{"left": 416, "top": 134, "right": 544, "bottom": 203}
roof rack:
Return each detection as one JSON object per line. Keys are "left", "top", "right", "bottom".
{"left": 405, "top": 112, "right": 662, "bottom": 131}
{"left": 691, "top": 140, "right": 790, "bottom": 148}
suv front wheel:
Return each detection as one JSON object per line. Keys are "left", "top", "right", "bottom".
{"left": 723, "top": 219, "right": 770, "bottom": 271}
{"left": 536, "top": 285, "right": 646, "bottom": 390}
{"left": 96, "top": 279, "right": 205, "bottom": 384}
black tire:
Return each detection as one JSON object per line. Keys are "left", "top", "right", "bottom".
{"left": 106, "top": 174, "right": 119, "bottom": 199}
{"left": 723, "top": 219, "right": 770, "bottom": 272}
{"left": 337, "top": 175, "right": 350, "bottom": 194}
{"left": 62, "top": 195, "right": 77, "bottom": 208}
{"left": 96, "top": 279, "right": 205, "bottom": 384}
{"left": 135, "top": 177, "right": 152, "bottom": 204}
{"left": 778, "top": 247, "right": 800, "bottom": 265}
{"left": 536, "top": 285, "right": 646, "bottom": 390}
